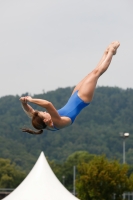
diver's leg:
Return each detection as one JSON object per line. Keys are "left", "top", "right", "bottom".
{"left": 72, "top": 49, "right": 108, "bottom": 94}
{"left": 77, "top": 41, "right": 120, "bottom": 102}
{"left": 72, "top": 41, "right": 119, "bottom": 95}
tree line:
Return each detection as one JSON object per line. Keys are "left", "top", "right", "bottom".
{"left": 1, "top": 151, "right": 133, "bottom": 200}
{"left": 0, "top": 86, "right": 133, "bottom": 172}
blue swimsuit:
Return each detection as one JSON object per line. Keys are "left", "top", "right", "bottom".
{"left": 47, "top": 91, "right": 90, "bottom": 131}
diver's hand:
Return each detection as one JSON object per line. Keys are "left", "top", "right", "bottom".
{"left": 25, "top": 96, "right": 33, "bottom": 102}
{"left": 20, "top": 97, "right": 27, "bottom": 103}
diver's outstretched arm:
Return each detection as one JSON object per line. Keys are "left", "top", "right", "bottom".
{"left": 25, "top": 96, "right": 51, "bottom": 109}
{"left": 25, "top": 96, "right": 62, "bottom": 122}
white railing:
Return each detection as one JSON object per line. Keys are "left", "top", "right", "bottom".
{"left": 123, "top": 192, "right": 133, "bottom": 200}
{"left": 0, "top": 188, "right": 14, "bottom": 193}
{"left": 113, "top": 193, "right": 133, "bottom": 200}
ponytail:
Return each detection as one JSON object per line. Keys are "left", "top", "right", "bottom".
{"left": 21, "top": 128, "right": 43, "bottom": 135}
{"left": 21, "top": 110, "right": 47, "bottom": 135}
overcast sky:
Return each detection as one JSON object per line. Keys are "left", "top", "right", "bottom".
{"left": 0, "top": 0, "right": 133, "bottom": 97}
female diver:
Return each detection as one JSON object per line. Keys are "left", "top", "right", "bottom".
{"left": 20, "top": 41, "right": 120, "bottom": 134}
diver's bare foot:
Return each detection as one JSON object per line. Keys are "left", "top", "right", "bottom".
{"left": 109, "top": 41, "right": 120, "bottom": 55}
{"left": 106, "top": 41, "right": 118, "bottom": 53}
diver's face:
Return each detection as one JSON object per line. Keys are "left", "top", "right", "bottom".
{"left": 38, "top": 112, "right": 53, "bottom": 126}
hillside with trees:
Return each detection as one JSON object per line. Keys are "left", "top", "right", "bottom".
{"left": 0, "top": 86, "right": 133, "bottom": 172}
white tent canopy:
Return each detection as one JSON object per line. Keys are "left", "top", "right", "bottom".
{"left": 3, "top": 152, "right": 80, "bottom": 200}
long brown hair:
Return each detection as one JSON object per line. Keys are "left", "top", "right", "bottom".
{"left": 22, "top": 111, "right": 47, "bottom": 134}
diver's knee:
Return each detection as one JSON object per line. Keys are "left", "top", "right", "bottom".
{"left": 92, "top": 69, "right": 100, "bottom": 77}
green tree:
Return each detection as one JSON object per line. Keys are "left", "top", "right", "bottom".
{"left": 76, "top": 156, "right": 133, "bottom": 200}
{"left": 49, "top": 151, "right": 95, "bottom": 192}
{"left": 1, "top": 86, "right": 133, "bottom": 171}
{"left": 0, "top": 158, "right": 26, "bottom": 188}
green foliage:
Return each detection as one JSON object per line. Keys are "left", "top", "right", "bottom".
{"left": 50, "top": 151, "right": 95, "bottom": 191}
{"left": 76, "top": 155, "right": 133, "bottom": 200}
{"left": 0, "top": 158, "right": 26, "bottom": 188}
{"left": 0, "top": 86, "right": 133, "bottom": 172}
